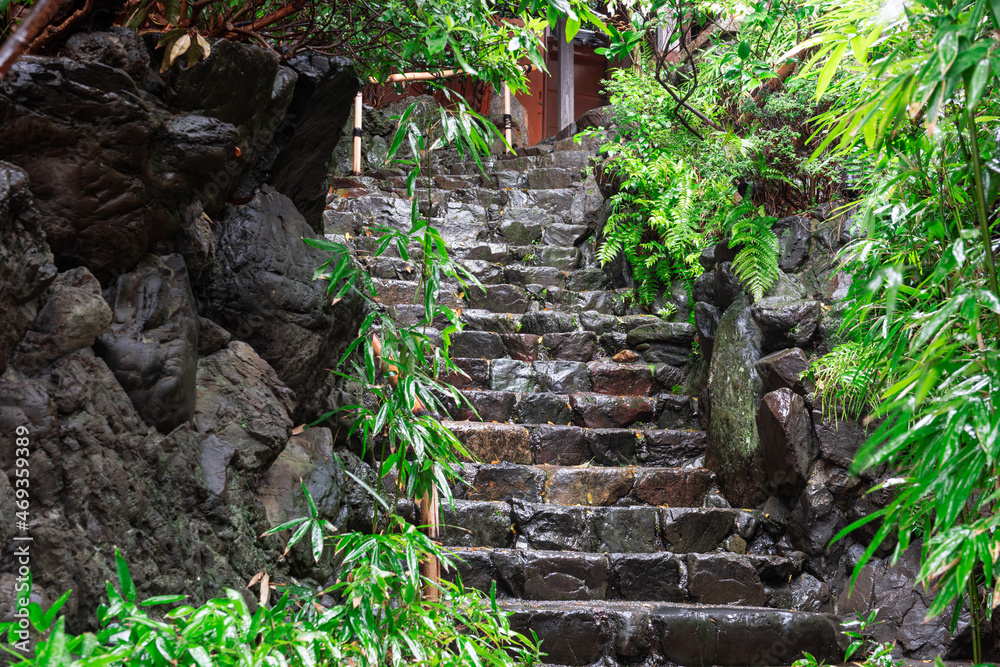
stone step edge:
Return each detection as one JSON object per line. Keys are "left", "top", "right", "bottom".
{"left": 497, "top": 600, "right": 845, "bottom": 667}
{"left": 447, "top": 462, "right": 715, "bottom": 508}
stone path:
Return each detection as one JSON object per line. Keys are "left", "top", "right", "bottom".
{"left": 325, "top": 136, "right": 843, "bottom": 666}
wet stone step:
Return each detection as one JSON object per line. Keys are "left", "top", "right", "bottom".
{"left": 500, "top": 601, "right": 843, "bottom": 667}
{"left": 452, "top": 462, "right": 715, "bottom": 508}
{"left": 444, "top": 359, "right": 670, "bottom": 396}
{"left": 417, "top": 497, "right": 767, "bottom": 553}
{"left": 448, "top": 548, "right": 803, "bottom": 606}
{"left": 504, "top": 266, "right": 611, "bottom": 290}
{"left": 444, "top": 388, "right": 699, "bottom": 430}
{"left": 445, "top": 421, "right": 705, "bottom": 468}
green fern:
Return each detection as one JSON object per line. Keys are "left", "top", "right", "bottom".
{"left": 725, "top": 201, "right": 779, "bottom": 299}
{"left": 598, "top": 155, "right": 721, "bottom": 305}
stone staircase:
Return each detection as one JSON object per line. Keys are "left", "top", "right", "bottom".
{"left": 324, "top": 135, "right": 843, "bottom": 667}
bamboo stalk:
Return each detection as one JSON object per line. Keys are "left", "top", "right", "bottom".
{"left": 419, "top": 487, "right": 441, "bottom": 601}
{"left": 352, "top": 92, "right": 362, "bottom": 176}
{"left": 369, "top": 69, "right": 458, "bottom": 84}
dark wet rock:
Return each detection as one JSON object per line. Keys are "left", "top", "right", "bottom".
{"left": 542, "top": 222, "right": 590, "bottom": 246}
{"left": 500, "top": 333, "right": 540, "bottom": 361}
{"left": 639, "top": 429, "right": 706, "bottom": 467}
{"left": 774, "top": 215, "right": 812, "bottom": 271}
{"left": 626, "top": 322, "right": 696, "bottom": 347}
{"left": 0, "top": 44, "right": 292, "bottom": 279}
{"left": 61, "top": 28, "right": 153, "bottom": 85}
{"left": 464, "top": 462, "right": 546, "bottom": 502}
{"left": 787, "top": 473, "right": 843, "bottom": 556}
{"left": 257, "top": 427, "right": 375, "bottom": 576}
{"left": 515, "top": 392, "right": 572, "bottom": 425}
{"left": 581, "top": 311, "right": 617, "bottom": 335}
{"left": 566, "top": 268, "right": 611, "bottom": 291}
{"left": 193, "top": 341, "right": 294, "bottom": 472}
{"left": 94, "top": 254, "right": 198, "bottom": 432}
{"left": 455, "top": 390, "right": 515, "bottom": 422}
{"left": 634, "top": 468, "right": 713, "bottom": 507}
{"left": 545, "top": 467, "right": 635, "bottom": 506}
{"left": 508, "top": 605, "right": 606, "bottom": 665}
{"left": 440, "top": 500, "right": 513, "bottom": 547}
{"left": 542, "top": 331, "right": 598, "bottom": 361}
{"left": 521, "top": 310, "right": 577, "bottom": 334}
{"left": 812, "top": 407, "right": 870, "bottom": 470}
{"left": 11, "top": 267, "right": 111, "bottom": 376}
{"left": 694, "top": 302, "right": 720, "bottom": 359}
{"left": 588, "top": 362, "right": 653, "bottom": 396}
{"left": 535, "top": 360, "right": 591, "bottom": 393}
{"left": 530, "top": 424, "right": 590, "bottom": 465}
{"left": 197, "top": 316, "right": 231, "bottom": 356}
{"left": 590, "top": 506, "right": 661, "bottom": 552}
{"left": 447, "top": 421, "right": 532, "bottom": 464}
{"left": 791, "top": 573, "right": 831, "bottom": 612}
{"left": 0, "top": 163, "right": 57, "bottom": 374}
{"left": 199, "top": 187, "right": 362, "bottom": 418}
{"left": 653, "top": 605, "right": 842, "bottom": 666}
{"left": 756, "top": 347, "right": 812, "bottom": 395}
{"left": 660, "top": 508, "right": 735, "bottom": 553}
{"left": 491, "top": 359, "right": 537, "bottom": 392}
{"left": 523, "top": 551, "right": 608, "bottom": 601}
{"left": 705, "top": 295, "right": 767, "bottom": 508}
{"left": 611, "top": 553, "right": 686, "bottom": 601}
{"left": 686, "top": 553, "right": 767, "bottom": 606}
{"left": 571, "top": 393, "right": 655, "bottom": 429}
{"left": 637, "top": 342, "right": 691, "bottom": 366}
{"left": 500, "top": 217, "right": 543, "bottom": 244}
{"left": 757, "top": 389, "right": 818, "bottom": 498}
{"left": 693, "top": 271, "right": 717, "bottom": 306}
{"left": 698, "top": 246, "right": 717, "bottom": 271}
{"left": 751, "top": 297, "right": 822, "bottom": 352}
{"left": 714, "top": 262, "right": 745, "bottom": 311}
{"left": 653, "top": 364, "right": 685, "bottom": 392}
{"left": 0, "top": 351, "right": 278, "bottom": 632}
{"left": 449, "top": 358, "right": 491, "bottom": 390}
{"left": 512, "top": 500, "right": 591, "bottom": 551}
{"left": 583, "top": 428, "right": 639, "bottom": 466}
{"left": 267, "top": 55, "right": 359, "bottom": 232}
{"left": 468, "top": 284, "right": 530, "bottom": 313}
{"left": 451, "top": 331, "right": 505, "bottom": 359}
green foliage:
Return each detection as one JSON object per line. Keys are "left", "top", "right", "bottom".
{"left": 1, "top": 535, "right": 539, "bottom": 667}
{"left": 798, "top": 0, "right": 1000, "bottom": 659}
{"left": 793, "top": 609, "right": 901, "bottom": 667}
{"left": 805, "top": 341, "right": 880, "bottom": 419}
{"left": 598, "top": 150, "right": 724, "bottom": 304}
{"left": 725, "top": 201, "right": 779, "bottom": 299}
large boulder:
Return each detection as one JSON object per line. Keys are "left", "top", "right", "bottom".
{"left": 0, "top": 352, "right": 282, "bottom": 631}
{"left": 198, "top": 187, "right": 363, "bottom": 419}
{"left": 755, "top": 347, "right": 812, "bottom": 395}
{"left": 751, "top": 297, "right": 821, "bottom": 352}
{"left": 704, "top": 295, "right": 767, "bottom": 507}
{"left": 0, "top": 163, "right": 57, "bottom": 373}
{"left": 757, "top": 388, "right": 817, "bottom": 498}
{"left": 193, "top": 341, "right": 295, "bottom": 473}
{"left": 11, "top": 267, "right": 110, "bottom": 375}
{"left": 0, "top": 36, "right": 295, "bottom": 280}
{"left": 267, "top": 54, "right": 360, "bottom": 232}
{"left": 95, "top": 254, "right": 199, "bottom": 432}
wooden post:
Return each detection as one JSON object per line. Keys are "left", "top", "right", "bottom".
{"left": 557, "top": 18, "right": 575, "bottom": 132}
{"left": 352, "top": 92, "right": 362, "bottom": 176}
{"left": 503, "top": 82, "right": 513, "bottom": 149}
{"left": 419, "top": 487, "right": 441, "bottom": 601}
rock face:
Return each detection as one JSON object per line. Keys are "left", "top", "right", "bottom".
{"left": 0, "top": 31, "right": 367, "bottom": 633}
{"left": 268, "top": 54, "right": 360, "bottom": 232}
{"left": 0, "top": 163, "right": 57, "bottom": 373}
{"left": 198, "top": 187, "right": 363, "bottom": 419}
{"left": 757, "top": 389, "right": 817, "bottom": 498}
{"left": 12, "top": 267, "right": 111, "bottom": 376}
{"left": 96, "top": 254, "right": 198, "bottom": 432}
{"left": 705, "top": 295, "right": 767, "bottom": 507}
